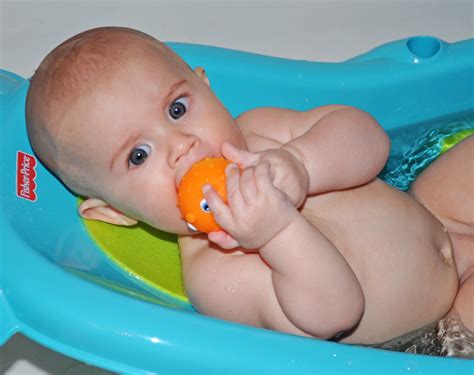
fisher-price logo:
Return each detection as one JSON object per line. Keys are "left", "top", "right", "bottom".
{"left": 16, "top": 151, "right": 38, "bottom": 202}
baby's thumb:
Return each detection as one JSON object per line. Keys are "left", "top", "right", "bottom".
{"left": 222, "top": 142, "right": 258, "bottom": 168}
{"left": 208, "top": 231, "right": 240, "bottom": 250}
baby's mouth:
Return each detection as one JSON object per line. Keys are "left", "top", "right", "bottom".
{"left": 174, "top": 150, "right": 215, "bottom": 187}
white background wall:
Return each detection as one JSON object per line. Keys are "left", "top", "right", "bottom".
{"left": 2, "top": 0, "right": 473, "bottom": 78}
{"left": 1, "top": 0, "right": 473, "bottom": 373}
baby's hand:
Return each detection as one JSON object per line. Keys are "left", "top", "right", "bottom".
{"left": 222, "top": 142, "right": 309, "bottom": 208}
{"left": 203, "top": 161, "right": 298, "bottom": 250}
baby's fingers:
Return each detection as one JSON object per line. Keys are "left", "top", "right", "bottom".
{"left": 255, "top": 160, "right": 274, "bottom": 193}
{"left": 202, "top": 183, "right": 234, "bottom": 230}
{"left": 208, "top": 231, "right": 240, "bottom": 249}
{"left": 240, "top": 166, "right": 258, "bottom": 204}
{"left": 225, "top": 163, "right": 246, "bottom": 211}
{"left": 222, "top": 142, "right": 259, "bottom": 168}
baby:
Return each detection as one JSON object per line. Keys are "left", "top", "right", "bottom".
{"left": 26, "top": 27, "right": 473, "bottom": 348}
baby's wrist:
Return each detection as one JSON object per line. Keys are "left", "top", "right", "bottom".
{"left": 259, "top": 208, "right": 301, "bottom": 255}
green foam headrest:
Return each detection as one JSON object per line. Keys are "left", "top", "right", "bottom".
{"left": 83, "top": 217, "right": 189, "bottom": 303}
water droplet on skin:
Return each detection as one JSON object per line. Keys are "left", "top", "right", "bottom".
{"left": 226, "top": 281, "right": 239, "bottom": 294}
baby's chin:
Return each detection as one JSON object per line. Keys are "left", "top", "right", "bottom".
{"left": 174, "top": 227, "right": 199, "bottom": 236}
{"left": 147, "top": 218, "right": 197, "bottom": 236}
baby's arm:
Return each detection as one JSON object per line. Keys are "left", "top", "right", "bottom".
{"left": 237, "top": 106, "right": 390, "bottom": 194}
{"left": 202, "top": 162, "right": 364, "bottom": 338}
{"left": 258, "top": 210, "right": 365, "bottom": 338}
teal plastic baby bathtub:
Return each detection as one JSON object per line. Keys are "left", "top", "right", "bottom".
{"left": 1, "top": 36, "right": 473, "bottom": 373}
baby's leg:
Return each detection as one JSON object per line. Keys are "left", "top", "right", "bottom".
{"left": 409, "top": 135, "right": 474, "bottom": 332}
{"left": 437, "top": 276, "right": 474, "bottom": 358}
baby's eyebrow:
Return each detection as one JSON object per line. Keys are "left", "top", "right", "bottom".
{"left": 108, "top": 79, "right": 187, "bottom": 172}
{"left": 109, "top": 133, "right": 140, "bottom": 172}
{"left": 163, "top": 79, "right": 187, "bottom": 108}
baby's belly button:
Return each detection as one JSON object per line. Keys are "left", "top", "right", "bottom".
{"left": 438, "top": 233, "right": 455, "bottom": 266}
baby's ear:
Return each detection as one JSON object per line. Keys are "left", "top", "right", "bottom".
{"left": 78, "top": 198, "right": 138, "bottom": 226}
{"left": 194, "top": 67, "right": 210, "bottom": 86}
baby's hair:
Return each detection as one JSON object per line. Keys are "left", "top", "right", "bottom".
{"left": 25, "top": 27, "right": 180, "bottom": 196}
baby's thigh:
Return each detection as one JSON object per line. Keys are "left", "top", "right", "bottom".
{"left": 409, "top": 135, "right": 473, "bottom": 227}
{"left": 453, "top": 269, "right": 474, "bottom": 331}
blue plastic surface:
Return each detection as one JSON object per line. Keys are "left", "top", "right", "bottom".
{"left": 1, "top": 36, "right": 473, "bottom": 373}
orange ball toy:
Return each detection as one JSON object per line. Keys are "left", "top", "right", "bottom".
{"left": 177, "top": 157, "right": 231, "bottom": 233}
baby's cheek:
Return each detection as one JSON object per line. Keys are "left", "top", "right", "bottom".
{"left": 122, "top": 171, "right": 185, "bottom": 231}
{"left": 138, "top": 205, "right": 182, "bottom": 232}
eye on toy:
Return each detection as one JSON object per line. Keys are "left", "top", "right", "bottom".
{"left": 177, "top": 157, "right": 231, "bottom": 233}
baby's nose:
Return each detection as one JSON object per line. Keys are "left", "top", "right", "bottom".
{"left": 168, "top": 133, "right": 199, "bottom": 167}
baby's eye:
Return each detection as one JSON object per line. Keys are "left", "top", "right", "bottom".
{"left": 129, "top": 145, "right": 151, "bottom": 166}
{"left": 169, "top": 97, "right": 189, "bottom": 120}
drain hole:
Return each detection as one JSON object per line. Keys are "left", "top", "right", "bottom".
{"left": 407, "top": 37, "right": 441, "bottom": 59}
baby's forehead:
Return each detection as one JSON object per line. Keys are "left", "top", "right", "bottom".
{"left": 63, "top": 33, "right": 183, "bottom": 95}
{"left": 60, "top": 46, "right": 184, "bottom": 120}
{"left": 53, "top": 33, "right": 191, "bottom": 155}
{"left": 85, "top": 48, "right": 188, "bottom": 102}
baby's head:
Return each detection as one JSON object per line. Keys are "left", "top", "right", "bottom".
{"left": 26, "top": 27, "right": 246, "bottom": 233}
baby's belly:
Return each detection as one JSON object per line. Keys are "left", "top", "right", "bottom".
{"left": 303, "top": 179, "right": 459, "bottom": 344}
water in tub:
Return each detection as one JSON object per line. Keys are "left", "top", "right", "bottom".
{"left": 381, "top": 110, "right": 474, "bottom": 192}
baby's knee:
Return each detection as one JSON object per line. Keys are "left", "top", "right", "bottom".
{"left": 408, "top": 135, "right": 474, "bottom": 223}
{"left": 452, "top": 269, "right": 474, "bottom": 332}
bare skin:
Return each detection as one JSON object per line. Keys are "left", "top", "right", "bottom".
{"left": 180, "top": 109, "right": 461, "bottom": 344}
{"left": 409, "top": 135, "right": 474, "bottom": 332}
{"left": 26, "top": 27, "right": 470, "bottom": 346}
